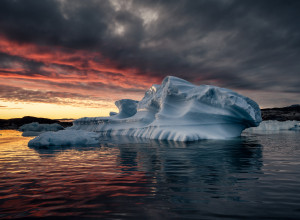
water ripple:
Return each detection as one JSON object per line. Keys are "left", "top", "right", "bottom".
{"left": 0, "top": 130, "right": 300, "bottom": 219}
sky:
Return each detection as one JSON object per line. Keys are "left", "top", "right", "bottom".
{"left": 0, "top": 0, "right": 299, "bottom": 119}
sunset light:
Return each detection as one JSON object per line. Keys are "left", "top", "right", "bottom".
{"left": 1, "top": 0, "right": 299, "bottom": 120}
{"left": 1, "top": 1, "right": 300, "bottom": 220}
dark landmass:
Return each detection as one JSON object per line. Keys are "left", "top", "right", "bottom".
{"left": 0, "top": 116, "right": 73, "bottom": 130}
{"left": 261, "top": 104, "right": 300, "bottom": 121}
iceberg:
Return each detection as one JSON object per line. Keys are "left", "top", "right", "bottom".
{"left": 19, "top": 122, "right": 64, "bottom": 136}
{"left": 29, "top": 76, "right": 262, "bottom": 146}
{"left": 245, "top": 120, "right": 300, "bottom": 132}
{"left": 28, "top": 130, "right": 100, "bottom": 147}
{"left": 69, "top": 76, "right": 261, "bottom": 141}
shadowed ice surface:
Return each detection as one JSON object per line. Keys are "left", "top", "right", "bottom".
{"left": 0, "top": 130, "right": 300, "bottom": 219}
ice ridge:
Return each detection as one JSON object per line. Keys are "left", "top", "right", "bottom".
{"left": 69, "top": 76, "right": 262, "bottom": 141}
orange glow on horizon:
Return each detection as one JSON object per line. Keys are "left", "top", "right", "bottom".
{"left": 0, "top": 36, "right": 162, "bottom": 119}
{"left": 0, "top": 100, "right": 118, "bottom": 119}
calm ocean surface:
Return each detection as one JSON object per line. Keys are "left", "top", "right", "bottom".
{"left": 0, "top": 129, "right": 300, "bottom": 219}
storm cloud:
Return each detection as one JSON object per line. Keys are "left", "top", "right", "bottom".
{"left": 0, "top": 0, "right": 299, "bottom": 108}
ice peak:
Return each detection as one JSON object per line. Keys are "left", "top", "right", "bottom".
{"left": 161, "top": 75, "right": 191, "bottom": 86}
{"left": 150, "top": 84, "right": 160, "bottom": 93}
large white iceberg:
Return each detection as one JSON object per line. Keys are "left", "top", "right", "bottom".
{"left": 245, "top": 120, "right": 300, "bottom": 132}
{"left": 28, "top": 130, "right": 100, "bottom": 147}
{"left": 69, "top": 76, "right": 261, "bottom": 141}
{"left": 28, "top": 76, "right": 261, "bottom": 146}
{"left": 19, "top": 122, "right": 64, "bottom": 136}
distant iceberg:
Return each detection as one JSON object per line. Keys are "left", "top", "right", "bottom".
{"left": 19, "top": 122, "right": 64, "bottom": 136}
{"left": 29, "top": 76, "right": 262, "bottom": 146}
{"left": 28, "top": 130, "right": 99, "bottom": 147}
{"left": 245, "top": 120, "right": 300, "bottom": 132}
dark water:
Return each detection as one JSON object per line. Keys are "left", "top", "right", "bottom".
{"left": 0, "top": 130, "right": 300, "bottom": 219}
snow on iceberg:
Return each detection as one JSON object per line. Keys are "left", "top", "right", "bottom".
{"left": 19, "top": 122, "right": 64, "bottom": 136}
{"left": 28, "top": 130, "right": 100, "bottom": 147}
{"left": 69, "top": 76, "right": 261, "bottom": 141}
{"left": 245, "top": 120, "right": 300, "bottom": 132}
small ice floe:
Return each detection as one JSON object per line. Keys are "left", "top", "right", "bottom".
{"left": 28, "top": 130, "right": 100, "bottom": 148}
{"left": 19, "top": 122, "right": 64, "bottom": 136}
{"left": 245, "top": 120, "right": 300, "bottom": 132}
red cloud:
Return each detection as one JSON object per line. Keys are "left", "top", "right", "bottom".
{"left": 0, "top": 36, "right": 161, "bottom": 94}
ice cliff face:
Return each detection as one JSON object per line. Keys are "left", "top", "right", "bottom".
{"left": 71, "top": 76, "right": 261, "bottom": 141}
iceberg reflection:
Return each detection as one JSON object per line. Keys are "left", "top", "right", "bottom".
{"left": 30, "top": 136, "right": 263, "bottom": 202}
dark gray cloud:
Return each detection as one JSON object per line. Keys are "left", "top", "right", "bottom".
{"left": 0, "top": 84, "right": 108, "bottom": 107}
{"left": 0, "top": 0, "right": 299, "bottom": 97}
{"left": 0, "top": 79, "right": 145, "bottom": 107}
{"left": 30, "top": 78, "right": 147, "bottom": 94}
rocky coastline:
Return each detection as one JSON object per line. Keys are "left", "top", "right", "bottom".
{"left": 261, "top": 105, "right": 300, "bottom": 121}
{"left": 0, "top": 116, "right": 72, "bottom": 130}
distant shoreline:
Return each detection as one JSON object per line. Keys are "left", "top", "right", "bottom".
{"left": 0, "top": 105, "right": 299, "bottom": 130}
{"left": 0, "top": 116, "right": 73, "bottom": 130}
{"left": 261, "top": 104, "right": 300, "bottom": 121}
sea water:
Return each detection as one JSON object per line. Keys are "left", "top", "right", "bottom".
{"left": 0, "top": 130, "right": 300, "bottom": 219}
